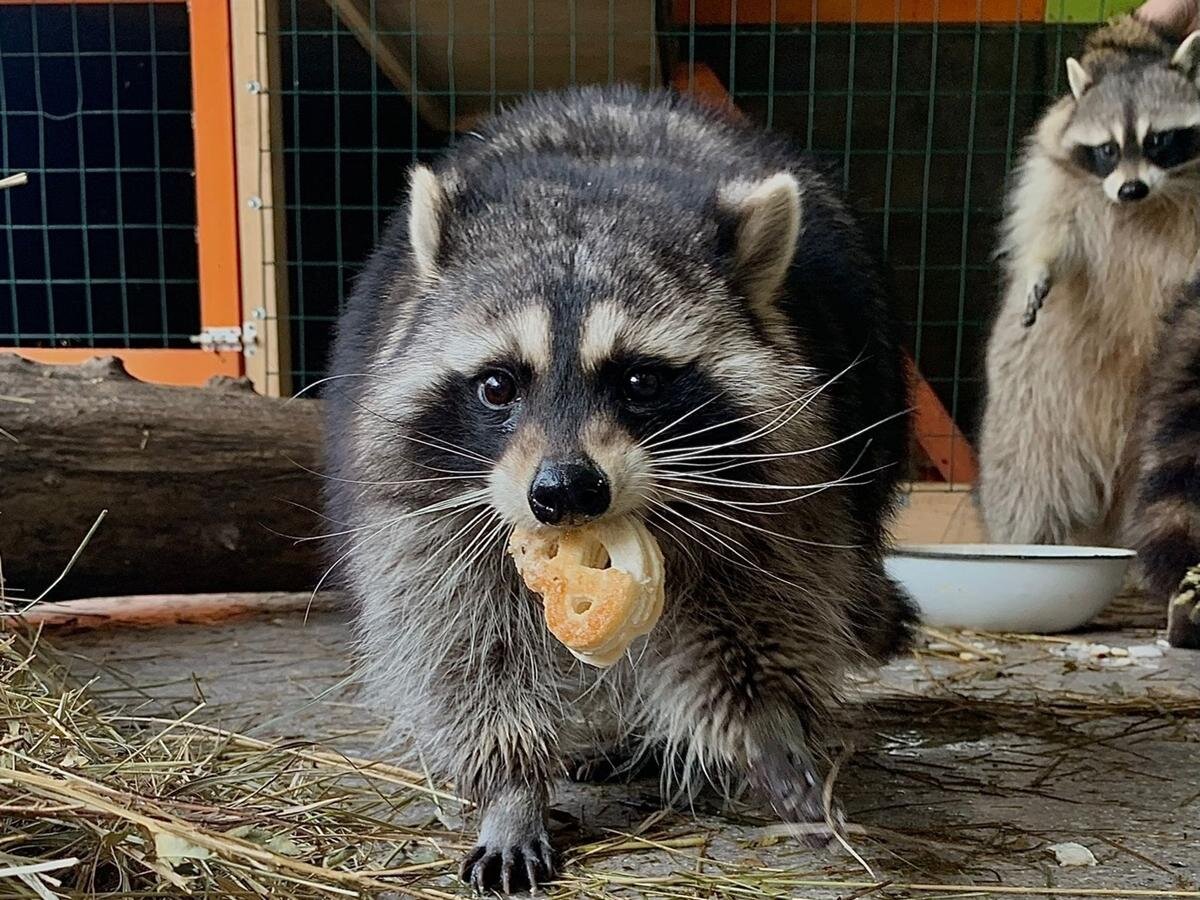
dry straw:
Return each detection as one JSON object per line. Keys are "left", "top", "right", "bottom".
{"left": 3, "top": 627, "right": 1200, "bottom": 898}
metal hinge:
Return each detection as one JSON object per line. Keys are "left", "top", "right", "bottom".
{"left": 189, "top": 322, "right": 259, "bottom": 355}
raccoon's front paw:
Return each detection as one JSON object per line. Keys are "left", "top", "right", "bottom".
{"left": 1167, "top": 565, "right": 1200, "bottom": 649}
{"left": 1021, "top": 275, "right": 1051, "bottom": 327}
{"left": 459, "top": 832, "right": 556, "bottom": 895}
{"left": 461, "top": 788, "right": 555, "bottom": 894}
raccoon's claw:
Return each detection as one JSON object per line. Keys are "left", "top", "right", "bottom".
{"left": 1167, "top": 564, "right": 1200, "bottom": 649}
{"left": 1021, "top": 276, "right": 1051, "bottom": 327}
{"left": 459, "top": 834, "right": 555, "bottom": 895}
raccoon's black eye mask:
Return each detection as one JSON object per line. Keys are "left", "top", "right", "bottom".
{"left": 596, "top": 356, "right": 688, "bottom": 414}
{"left": 1143, "top": 127, "right": 1200, "bottom": 169}
{"left": 1073, "top": 141, "right": 1120, "bottom": 177}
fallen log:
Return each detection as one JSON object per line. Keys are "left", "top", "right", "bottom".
{"left": 0, "top": 355, "right": 325, "bottom": 600}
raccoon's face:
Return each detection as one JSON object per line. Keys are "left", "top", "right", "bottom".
{"left": 369, "top": 166, "right": 814, "bottom": 533}
{"left": 1062, "top": 33, "right": 1200, "bottom": 204}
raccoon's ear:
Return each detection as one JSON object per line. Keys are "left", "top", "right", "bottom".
{"left": 407, "top": 164, "right": 445, "bottom": 280}
{"left": 717, "top": 172, "right": 803, "bottom": 316}
{"left": 1066, "top": 58, "right": 1093, "bottom": 100}
{"left": 1171, "top": 31, "right": 1200, "bottom": 80}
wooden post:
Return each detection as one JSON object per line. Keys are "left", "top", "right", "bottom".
{"left": 231, "top": 0, "right": 293, "bottom": 397}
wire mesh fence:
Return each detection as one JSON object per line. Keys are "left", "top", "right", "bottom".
{"left": 272, "top": 0, "right": 1139, "bottom": 447}
{"left": 0, "top": 2, "right": 199, "bottom": 350}
{"left": 0, "top": 0, "right": 1145, "bottom": 450}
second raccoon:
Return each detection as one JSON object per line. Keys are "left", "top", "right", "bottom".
{"left": 979, "top": 16, "right": 1200, "bottom": 546}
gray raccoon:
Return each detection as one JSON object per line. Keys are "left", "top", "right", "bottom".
{"left": 323, "top": 87, "right": 915, "bottom": 893}
{"left": 979, "top": 16, "right": 1200, "bottom": 547}
{"left": 1129, "top": 277, "right": 1200, "bottom": 648}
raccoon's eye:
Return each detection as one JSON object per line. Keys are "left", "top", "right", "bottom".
{"left": 623, "top": 368, "right": 665, "bottom": 404}
{"left": 1098, "top": 141, "right": 1119, "bottom": 160}
{"left": 1143, "top": 128, "right": 1198, "bottom": 167}
{"left": 1145, "top": 130, "right": 1186, "bottom": 153}
{"left": 477, "top": 370, "right": 518, "bottom": 409}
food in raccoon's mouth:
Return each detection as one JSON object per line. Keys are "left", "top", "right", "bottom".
{"left": 508, "top": 517, "right": 665, "bottom": 668}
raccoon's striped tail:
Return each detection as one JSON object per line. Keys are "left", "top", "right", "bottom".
{"left": 1129, "top": 278, "right": 1200, "bottom": 649}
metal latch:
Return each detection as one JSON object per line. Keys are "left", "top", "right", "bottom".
{"left": 189, "top": 322, "right": 259, "bottom": 355}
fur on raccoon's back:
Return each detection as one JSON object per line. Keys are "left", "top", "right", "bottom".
{"left": 1130, "top": 278, "right": 1200, "bottom": 647}
{"left": 1080, "top": 13, "right": 1175, "bottom": 72}
{"left": 323, "top": 86, "right": 915, "bottom": 892}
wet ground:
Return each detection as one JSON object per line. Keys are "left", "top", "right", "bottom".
{"left": 55, "top": 593, "right": 1200, "bottom": 897}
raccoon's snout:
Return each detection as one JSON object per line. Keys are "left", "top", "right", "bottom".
{"left": 528, "top": 457, "right": 611, "bottom": 526}
{"left": 1118, "top": 179, "right": 1150, "bottom": 202}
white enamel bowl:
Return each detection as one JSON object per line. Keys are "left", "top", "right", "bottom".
{"left": 885, "top": 544, "right": 1136, "bottom": 633}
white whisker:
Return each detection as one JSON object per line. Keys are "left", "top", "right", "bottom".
{"left": 400, "top": 431, "right": 496, "bottom": 466}
{"left": 649, "top": 463, "right": 891, "bottom": 509}
{"left": 635, "top": 395, "right": 724, "bottom": 450}
{"left": 648, "top": 497, "right": 759, "bottom": 564}
{"left": 289, "top": 489, "right": 491, "bottom": 544}
{"left": 343, "top": 396, "right": 497, "bottom": 467}
{"left": 427, "top": 508, "right": 504, "bottom": 595}
{"left": 654, "top": 407, "right": 910, "bottom": 469}
{"left": 286, "top": 371, "right": 383, "bottom": 403}
{"left": 411, "top": 429, "right": 498, "bottom": 466}
{"left": 646, "top": 357, "right": 862, "bottom": 459}
{"left": 657, "top": 486, "right": 860, "bottom": 550}
{"left": 648, "top": 499, "right": 798, "bottom": 588}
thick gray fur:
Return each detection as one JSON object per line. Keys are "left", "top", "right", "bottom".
{"left": 323, "top": 87, "right": 914, "bottom": 893}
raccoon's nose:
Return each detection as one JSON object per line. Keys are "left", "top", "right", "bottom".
{"left": 1118, "top": 180, "right": 1149, "bottom": 202}
{"left": 528, "top": 457, "right": 611, "bottom": 526}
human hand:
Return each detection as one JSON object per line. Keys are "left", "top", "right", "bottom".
{"left": 1138, "top": 0, "right": 1200, "bottom": 37}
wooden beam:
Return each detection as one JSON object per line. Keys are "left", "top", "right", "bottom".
{"left": 325, "top": 0, "right": 454, "bottom": 132}
{"left": 1, "top": 348, "right": 240, "bottom": 385}
{"left": 670, "top": 0, "right": 1046, "bottom": 25}
{"left": 0, "top": 0, "right": 183, "bottom": 4}
{"left": 231, "top": 0, "right": 293, "bottom": 397}
{"left": 670, "top": 62, "right": 742, "bottom": 119}
{"left": 906, "top": 357, "right": 979, "bottom": 483}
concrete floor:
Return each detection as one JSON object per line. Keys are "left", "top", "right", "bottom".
{"left": 55, "top": 593, "right": 1200, "bottom": 897}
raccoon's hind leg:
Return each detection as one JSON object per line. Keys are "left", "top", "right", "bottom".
{"left": 566, "top": 740, "right": 664, "bottom": 784}
{"left": 978, "top": 297, "right": 1105, "bottom": 544}
{"left": 1126, "top": 280, "right": 1200, "bottom": 647}
{"left": 1168, "top": 566, "right": 1200, "bottom": 649}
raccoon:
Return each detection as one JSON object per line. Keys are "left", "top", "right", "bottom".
{"left": 322, "top": 87, "right": 915, "bottom": 893}
{"left": 979, "top": 16, "right": 1200, "bottom": 547}
{"left": 1129, "top": 277, "right": 1200, "bottom": 648}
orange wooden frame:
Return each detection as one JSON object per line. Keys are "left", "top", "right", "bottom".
{"left": 671, "top": 62, "right": 979, "bottom": 483}
{"left": 0, "top": 0, "right": 244, "bottom": 387}
{"left": 670, "top": 0, "right": 1046, "bottom": 25}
